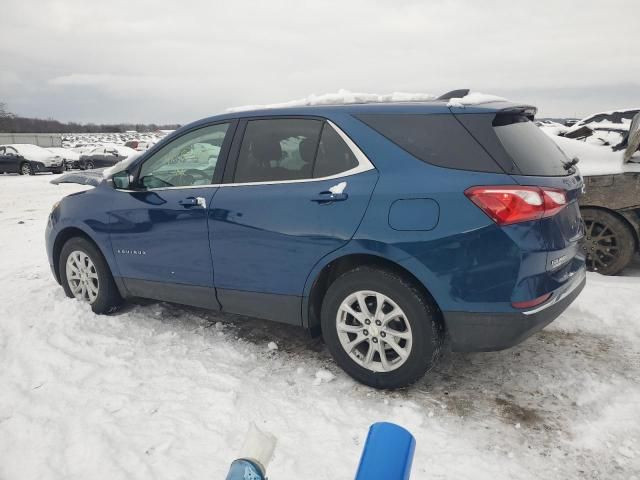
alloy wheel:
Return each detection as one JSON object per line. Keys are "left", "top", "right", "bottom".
{"left": 336, "top": 290, "right": 412, "bottom": 373}
{"left": 65, "top": 250, "right": 99, "bottom": 303}
{"left": 582, "top": 218, "right": 620, "bottom": 271}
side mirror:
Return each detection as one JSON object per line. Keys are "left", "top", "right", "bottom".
{"left": 112, "top": 170, "right": 135, "bottom": 190}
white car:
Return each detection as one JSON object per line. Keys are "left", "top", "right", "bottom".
{"left": 47, "top": 147, "right": 82, "bottom": 170}
{"left": 0, "top": 144, "right": 64, "bottom": 175}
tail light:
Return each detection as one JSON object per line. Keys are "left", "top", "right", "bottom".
{"left": 464, "top": 186, "right": 567, "bottom": 226}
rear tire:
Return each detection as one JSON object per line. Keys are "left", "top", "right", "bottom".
{"left": 581, "top": 208, "right": 635, "bottom": 275}
{"left": 321, "top": 266, "right": 442, "bottom": 389}
{"left": 20, "top": 162, "right": 34, "bottom": 175}
{"left": 86, "top": 160, "right": 95, "bottom": 170}
{"left": 59, "top": 237, "right": 123, "bottom": 314}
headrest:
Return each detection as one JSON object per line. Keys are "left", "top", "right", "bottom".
{"left": 251, "top": 135, "right": 282, "bottom": 162}
{"left": 299, "top": 137, "right": 317, "bottom": 164}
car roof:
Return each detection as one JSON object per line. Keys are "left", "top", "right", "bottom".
{"left": 184, "top": 100, "right": 535, "bottom": 130}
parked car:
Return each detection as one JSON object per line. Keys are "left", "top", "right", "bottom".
{"left": 124, "top": 140, "right": 154, "bottom": 151}
{"left": 78, "top": 144, "right": 138, "bottom": 169}
{"left": 0, "top": 144, "right": 64, "bottom": 175}
{"left": 47, "top": 147, "right": 82, "bottom": 170}
{"left": 544, "top": 112, "right": 640, "bottom": 275}
{"left": 47, "top": 97, "right": 586, "bottom": 388}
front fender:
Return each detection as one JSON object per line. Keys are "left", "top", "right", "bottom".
{"left": 46, "top": 184, "right": 119, "bottom": 282}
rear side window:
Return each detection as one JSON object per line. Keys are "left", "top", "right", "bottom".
{"left": 356, "top": 114, "right": 501, "bottom": 173}
{"left": 492, "top": 115, "right": 569, "bottom": 176}
{"left": 234, "top": 119, "right": 323, "bottom": 183}
{"left": 313, "top": 123, "right": 358, "bottom": 178}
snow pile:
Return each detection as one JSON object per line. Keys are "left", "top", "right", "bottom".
{"left": 567, "top": 107, "right": 640, "bottom": 133}
{"left": 446, "top": 92, "right": 507, "bottom": 108}
{"left": 1, "top": 175, "right": 639, "bottom": 479}
{"left": 227, "top": 89, "right": 437, "bottom": 112}
{"left": 543, "top": 130, "right": 640, "bottom": 176}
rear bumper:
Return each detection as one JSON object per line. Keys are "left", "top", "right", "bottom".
{"left": 444, "top": 269, "right": 586, "bottom": 352}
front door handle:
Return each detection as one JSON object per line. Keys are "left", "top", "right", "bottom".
{"left": 311, "top": 191, "right": 348, "bottom": 204}
{"left": 179, "top": 196, "right": 207, "bottom": 208}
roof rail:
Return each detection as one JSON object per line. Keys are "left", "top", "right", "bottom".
{"left": 437, "top": 89, "right": 470, "bottom": 100}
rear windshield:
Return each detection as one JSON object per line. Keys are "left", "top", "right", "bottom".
{"left": 492, "top": 115, "right": 569, "bottom": 176}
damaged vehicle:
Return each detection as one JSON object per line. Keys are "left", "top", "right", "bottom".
{"left": 543, "top": 111, "right": 640, "bottom": 275}
{"left": 47, "top": 95, "right": 587, "bottom": 388}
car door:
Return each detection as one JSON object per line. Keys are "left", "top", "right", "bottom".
{"left": 108, "top": 121, "right": 235, "bottom": 308}
{"left": 0, "top": 147, "right": 11, "bottom": 173}
{"left": 209, "top": 117, "right": 378, "bottom": 324}
{"left": 0, "top": 147, "right": 20, "bottom": 173}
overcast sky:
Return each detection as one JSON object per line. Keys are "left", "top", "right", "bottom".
{"left": 2, "top": 0, "right": 639, "bottom": 124}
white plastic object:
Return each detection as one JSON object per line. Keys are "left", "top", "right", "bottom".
{"left": 329, "top": 181, "right": 347, "bottom": 195}
{"left": 238, "top": 422, "right": 277, "bottom": 474}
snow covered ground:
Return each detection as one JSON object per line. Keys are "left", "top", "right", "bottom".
{"left": 0, "top": 174, "right": 639, "bottom": 480}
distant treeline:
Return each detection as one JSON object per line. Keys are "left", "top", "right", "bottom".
{"left": 0, "top": 102, "right": 180, "bottom": 134}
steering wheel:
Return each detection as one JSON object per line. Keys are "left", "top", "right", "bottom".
{"left": 168, "top": 168, "right": 211, "bottom": 186}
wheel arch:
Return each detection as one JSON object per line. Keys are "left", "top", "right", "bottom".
{"left": 303, "top": 251, "right": 444, "bottom": 336}
{"left": 52, "top": 227, "right": 112, "bottom": 284}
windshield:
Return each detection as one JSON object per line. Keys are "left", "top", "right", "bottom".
{"left": 11, "top": 144, "right": 51, "bottom": 157}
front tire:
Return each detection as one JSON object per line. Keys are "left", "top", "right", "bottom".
{"left": 581, "top": 208, "right": 635, "bottom": 275}
{"left": 59, "top": 237, "right": 123, "bottom": 314}
{"left": 321, "top": 266, "right": 442, "bottom": 389}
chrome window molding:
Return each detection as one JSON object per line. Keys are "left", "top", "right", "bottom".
{"left": 126, "top": 120, "right": 375, "bottom": 192}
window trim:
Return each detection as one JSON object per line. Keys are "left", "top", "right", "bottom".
{"left": 223, "top": 118, "right": 374, "bottom": 188}
{"left": 119, "top": 118, "right": 374, "bottom": 192}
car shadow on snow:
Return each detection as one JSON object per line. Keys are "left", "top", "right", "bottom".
{"left": 123, "top": 298, "right": 633, "bottom": 439}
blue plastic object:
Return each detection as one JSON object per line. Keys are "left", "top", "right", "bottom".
{"left": 355, "top": 422, "right": 416, "bottom": 480}
{"left": 225, "top": 459, "right": 265, "bottom": 480}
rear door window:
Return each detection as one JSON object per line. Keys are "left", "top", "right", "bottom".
{"left": 313, "top": 123, "right": 358, "bottom": 178}
{"left": 233, "top": 119, "right": 323, "bottom": 183}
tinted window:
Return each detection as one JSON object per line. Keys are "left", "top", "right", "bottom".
{"left": 356, "top": 114, "right": 501, "bottom": 172}
{"left": 313, "top": 124, "right": 358, "bottom": 178}
{"left": 234, "top": 119, "right": 322, "bottom": 183}
{"left": 493, "top": 115, "right": 569, "bottom": 176}
{"left": 139, "top": 123, "right": 229, "bottom": 188}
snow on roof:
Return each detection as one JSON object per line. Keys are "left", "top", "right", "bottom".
{"left": 446, "top": 92, "right": 507, "bottom": 108}
{"left": 543, "top": 130, "right": 640, "bottom": 176}
{"left": 227, "top": 89, "right": 438, "bottom": 112}
{"left": 568, "top": 108, "right": 640, "bottom": 133}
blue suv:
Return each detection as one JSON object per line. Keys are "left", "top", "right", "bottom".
{"left": 47, "top": 96, "right": 586, "bottom": 388}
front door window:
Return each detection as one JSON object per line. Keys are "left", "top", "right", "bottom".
{"left": 139, "top": 123, "right": 229, "bottom": 188}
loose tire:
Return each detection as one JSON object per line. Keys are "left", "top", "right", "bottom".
{"left": 581, "top": 208, "right": 635, "bottom": 275}
{"left": 59, "top": 237, "right": 123, "bottom": 314}
{"left": 20, "top": 162, "right": 34, "bottom": 175}
{"left": 321, "top": 266, "right": 442, "bottom": 389}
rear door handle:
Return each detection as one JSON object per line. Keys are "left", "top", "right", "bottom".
{"left": 179, "top": 196, "right": 207, "bottom": 208}
{"left": 311, "top": 191, "right": 348, "bottom": 203}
